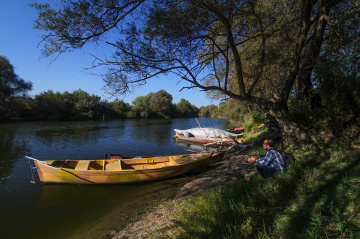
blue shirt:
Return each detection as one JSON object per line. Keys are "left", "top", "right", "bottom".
{"left": 256, "top": 147, "right": 285, "bottom": 172}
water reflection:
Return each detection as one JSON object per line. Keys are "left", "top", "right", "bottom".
{"left": 36, "top": 183, "right": 143, "bottom": 207}
{"left": 33, "top": 177, "right": 192, "bottom": 239}
{"left": 0, "top": 125, "right": 31, "bottom": 183}
{"left": 130, "top": 119, "right": 173, "bottom": 144}
{"left": 33, "top": 121, "right": 126, "bottom": 147}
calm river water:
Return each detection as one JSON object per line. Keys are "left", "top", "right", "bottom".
{"left": 0, "top": 118, "right": 230, "bottom": 239}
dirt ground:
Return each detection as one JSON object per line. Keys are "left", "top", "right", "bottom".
{"left": 106, "top": 148, "right": 257, "bottom": 239}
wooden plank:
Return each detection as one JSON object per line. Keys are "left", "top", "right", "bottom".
{"left": 153, "top": 157, "right": 170, "bottom": 163}
{"left": 169, "top": 156, "right": 177, "bottom": 165}
{"left": 75, "top": 160, "right": 91, "bottom": 170}
{"left": 105, "top": 160, "right": 121, "bottom": 171}
{"left": 122, "top": 157, "right": 170, "bottom": 164}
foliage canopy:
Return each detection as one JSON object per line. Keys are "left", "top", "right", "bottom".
{"left": 31, "top": 0, "right": 360, "bottom": 139}
{"left": 0, "top": 56, "right": 32, "bottom": 100}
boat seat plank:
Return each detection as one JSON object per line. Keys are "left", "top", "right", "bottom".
{"left": 121, "top": 157, "right": 169, "bottom": 164}
{"left": 75, "top": 160, "right": 91, "bottom": 170}
{"left": 153, "top": 157, "right": 170, "bottom": 163}
{"left": 105, "top": 160, "right": 121, "bottom": 171}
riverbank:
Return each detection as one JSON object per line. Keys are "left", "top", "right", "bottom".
{"left": 108, "top": 148, "right": 257, "bottom": 239}
{"left": 107, "top": 142, "right": 360, "bottom": 238}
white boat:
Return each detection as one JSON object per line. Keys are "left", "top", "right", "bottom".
{"left": 174, "top": 127, "right": 243, "bottom": 138}
{"left": 173, "top": 128, "right": 245, "bottom": 147}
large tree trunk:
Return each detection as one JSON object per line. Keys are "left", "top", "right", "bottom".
{"left": 296, "top": 1, "right": 330, "bottom": 104}
{"left": 272, "top": 101, "right": 318, "bottom": 142}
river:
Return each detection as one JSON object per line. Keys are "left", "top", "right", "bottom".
{"left": 0, "top": 118, "right": 230, "bottom": 239}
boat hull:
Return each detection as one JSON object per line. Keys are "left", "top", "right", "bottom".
{"left": 32, "top": 152, "right": 215, "bottom": 184}
{"left": 175, "top": 134, "right": 234, "bottom": 146}
{"left": 227, "top": 129, "right": 244, "bottom": 134}
{"left": 226, "top": 126, "right": 245, "bottom": 134}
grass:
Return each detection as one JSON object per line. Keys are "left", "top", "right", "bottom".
{"left": 241, "top": 128, "right": 269, "bottom": 145}
{"left": 154, "top": 130, "right": 360, "bottom": 238}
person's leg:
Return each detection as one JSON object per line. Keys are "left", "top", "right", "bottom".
{"left": 256, "top": 164, "right": 276, "bottom": 178}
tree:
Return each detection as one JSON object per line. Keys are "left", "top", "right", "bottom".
{"left": 31, "top": 0, "right": 359, "bottom": 140}
{"left": 148, "top": 90, "right": 174, "bottom": 116}
{"left": 0, "top": 56, "right": 32, "bottom": 100}
{"left": 176, "top": 98, "right": 199, "bottom": 117}
{"left": 200, "top": 106, "right": 210, "bottom": 118}
{"left": 129, "top": 90, "right": 175, "bottom": 118}
{"left": 34, "top": 89, "right": 105, "bottom": 120}
{"left": 109, "top": 99, "right": 131, "bottom": 113}
{"left": 0, "top": 56, "right": 32, "bottom": 120}
{"left": 34, "top": 90, "right": 67, "bottom": 119}
{"left": 131, "top": 95, "right": 151, "bottom": 118}
{"left": 71, "top": 89, "right": 103, "bottom": 119}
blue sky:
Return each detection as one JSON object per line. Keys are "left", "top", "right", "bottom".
{"left": 0, "top": 0, "right": 221, "bottom": 108}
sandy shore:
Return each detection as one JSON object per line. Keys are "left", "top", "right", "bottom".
{"left": 107, "top": 149, "right": 257, "bottom": 239}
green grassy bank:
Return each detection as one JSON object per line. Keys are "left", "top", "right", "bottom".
{"left": 155, "top": 130, "right": 360, "bottom": 238}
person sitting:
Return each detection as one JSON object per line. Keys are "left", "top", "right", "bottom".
{"left": 247, "top": 139, "right": 285, "bottom": 178}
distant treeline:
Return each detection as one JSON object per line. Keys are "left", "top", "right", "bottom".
{"left": 200, "top": 98, "right": 263, "bottom": 124}
{"left": 0, "top": 89, "right": 201, "bottom": 121}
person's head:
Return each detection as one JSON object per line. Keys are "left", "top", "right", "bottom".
{"left": 263, "top": 139, "right": 274, "bottom": 149}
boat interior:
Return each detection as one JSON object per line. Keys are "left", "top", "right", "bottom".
{"left": 48, "top": 154, "right": 199, "bottom": 171}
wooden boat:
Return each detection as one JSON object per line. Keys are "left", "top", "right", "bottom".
{"left": 25, "top": 152, "right": 217, "bottom": 184}
{"left": 226, "top": 126, "right": 245, "bottom": 134}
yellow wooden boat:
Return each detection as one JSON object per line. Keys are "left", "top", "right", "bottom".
{"left": 25, "top": 152, "right": 218, "bottom": 184}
